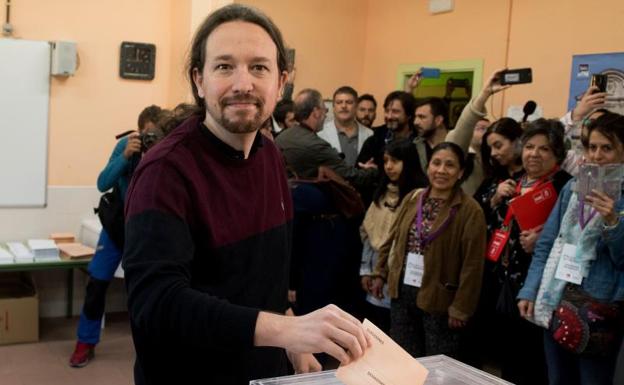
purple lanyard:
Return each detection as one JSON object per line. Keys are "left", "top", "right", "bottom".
{"left": 416, "top": 188, "right": 459, "bottom": 250}
{"left": 579, "top": 200, "right": 597, "bottom": 230}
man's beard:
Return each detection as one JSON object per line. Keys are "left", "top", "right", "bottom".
{"left": 417, "top": 124, "right": 436, "bottom": 139}
{"left": 216, "top": 95, "right": 265, "bottom": 134}
{"left": 358, "top": 117, "right": 371, "bottom": 127}
{"left": 386, "top": 119, "right": 407, "bottom": 131}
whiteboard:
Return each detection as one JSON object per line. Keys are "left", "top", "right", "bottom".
{"left": 0, "top": 39, "right": 51, "bottom": 207}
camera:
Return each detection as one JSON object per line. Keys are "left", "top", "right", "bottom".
{"left": 139, "top": 132, "right": 160, "bottom": 152}
{"left": 115, "top": 130, "right": 162, "bottom": 153}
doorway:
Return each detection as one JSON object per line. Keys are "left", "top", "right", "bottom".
{"left": 397, "top": 59, "right": 483, "bottom": 129}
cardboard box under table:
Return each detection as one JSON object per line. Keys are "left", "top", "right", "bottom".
{"left": 0, "top": 272, "right": 38, "bottom": 345}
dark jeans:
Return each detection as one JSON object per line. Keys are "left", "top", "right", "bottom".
{"left": 543, "top": 330, "right": 618, "bottom": 385}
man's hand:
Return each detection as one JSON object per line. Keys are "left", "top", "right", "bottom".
{"left": 518, "top": 299, "right": 535, "bottom": 319}
{"left": 255, "top": 305, "right": 371, "bottom": 365}
{"left": 448, "top": 316, "right": 467, "bottom": 330}
{"left": 288, "top": 290, "right": 297, "bottom": 304}
{"left": 123, "top": 132, "right": 142, "bottom": 159}
{"left": 361, "top": 276, "right": 372, "bottom": 293}
{"left": 404, "top": 70, "right": 422, "bottom": 93}
{"left": 370, "top": 277, "right": 384, "bottom": 299}
{"left": 286, "top": 351, "right": 322, "bottom": 374}
{"left": 572, "top": 86, "right": 608, "bottom": 122}
{"left": 357, "top": 158, "right": 378, "bottom": 170}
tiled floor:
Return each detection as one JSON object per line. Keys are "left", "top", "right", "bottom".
{"left": 0, "top": 312, "right": 135, "bottom": 385}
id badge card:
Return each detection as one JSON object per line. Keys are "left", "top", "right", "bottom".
{"left": 554, "top": 243, "right": 583, "bottom": 285}
{"left": 403, "top": 252, "right": 424, "bottom": 287}
{"left": 486, "top": 229, "right": 510, "bottom": 262}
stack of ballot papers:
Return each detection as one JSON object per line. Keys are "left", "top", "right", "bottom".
{"left": 6, "top": 242, "right": 34, "bottom": 263}
{"left": 27, "top": 239, "right": 60, "bottom": 262}
{"left": 0, "top": 245, "right": 14, "bottom": 264}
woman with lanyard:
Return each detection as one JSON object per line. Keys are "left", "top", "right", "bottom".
{"left": 371, "top": 142, "right": 486, "bottom": 358}
{"left": 517, "top": 112, "right": 624, "bottom": 385}
{"left": 485, "top": 119, "right": 572, "bottom": 385}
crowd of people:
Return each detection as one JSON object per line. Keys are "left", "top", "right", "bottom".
{"left": 268, "top": 67, "right": 623, "bottom": 384}
{"left": 70, "top": 5, "right": 623, "bottom": 385}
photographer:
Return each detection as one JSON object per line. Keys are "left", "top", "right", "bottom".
{"left": 69, "top": 105, "right": 164, "bottom": 368}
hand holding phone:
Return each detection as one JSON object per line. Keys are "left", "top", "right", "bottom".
{"left": 590, "top": 74, "right": 608, "bottom": 93}
{"left": 420, "top": 67, "right": 441, "bottom": 79}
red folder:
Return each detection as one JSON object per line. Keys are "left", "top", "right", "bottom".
{"left": 509, "top": 181, "right": 558, "bottom": 231}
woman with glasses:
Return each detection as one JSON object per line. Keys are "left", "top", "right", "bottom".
{"left": 518, "top": 112, "right": 624, "bottom": 385}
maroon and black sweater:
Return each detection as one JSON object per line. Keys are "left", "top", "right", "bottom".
{"left": 123, "top": 115, "right": 293, "bottom": 385}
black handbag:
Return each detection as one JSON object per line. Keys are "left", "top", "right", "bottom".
{"left": 94, "top": 186, "right": 125, "bottom": 250}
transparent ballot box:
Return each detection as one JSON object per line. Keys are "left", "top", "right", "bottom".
{"left": 250, "top": 355, "right": 512, "bottom": 385}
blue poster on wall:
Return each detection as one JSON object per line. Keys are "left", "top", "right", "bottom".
{"left": 568, "top": 52, "right": 624, "bottom": 115}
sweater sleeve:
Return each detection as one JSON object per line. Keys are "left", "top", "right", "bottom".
{"left": 123, "top": 159, "right": 259, "bottom": 352}
{"left": 601, "top": 199, "right": 624, "bottom": 269}
{"left": 445, "top": 99, "right": 487, "bottom": 154}
{"left": 97, "top": 138, "right": 130, "bottom": 192}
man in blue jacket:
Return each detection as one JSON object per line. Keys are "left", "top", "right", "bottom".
{"left": 69, "top": 105, "right": 163, "bottom": 368}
